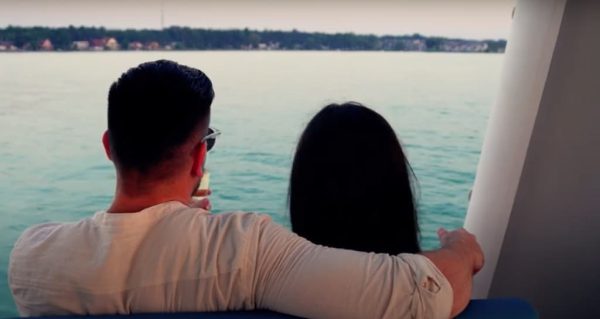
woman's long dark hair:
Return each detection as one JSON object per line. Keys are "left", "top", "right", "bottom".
{"left": 289, "top": 102, "right": 420, "bottom": 254}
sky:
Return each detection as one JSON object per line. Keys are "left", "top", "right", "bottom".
{"left": 0, "top": 0, "right": 515, "bottom": 40}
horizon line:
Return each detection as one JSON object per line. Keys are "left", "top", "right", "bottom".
{"left": 0, "top": 24, "right": 508, "bottom": 42}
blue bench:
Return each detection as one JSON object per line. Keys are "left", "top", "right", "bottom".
{"left": 457, "top": 298, "right": 537, "bottom": 319}
{"left": 27, "top": 298, "right": 537, "bottom": 319}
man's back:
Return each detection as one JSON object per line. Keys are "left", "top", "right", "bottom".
{"left": 10, "top": 202, "right": 452, "bottom": 318}
{"left": 10, "top": 202, "right": 260, "bottom": 315}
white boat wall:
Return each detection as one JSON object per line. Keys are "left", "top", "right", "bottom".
{"left": 465, "top": 0, "right": 600, "bottom": 318}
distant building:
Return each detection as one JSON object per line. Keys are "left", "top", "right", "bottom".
{"left": 167, "top": 42, "right": 182, "bottom": 50}
{"left": 439, "top": 41, "right": 489, "bottom": 53}
{"left": 0, "top": 41, "right": 18, "bottom": 51}
{"left": 382, "top": 38, "right": 427, "bottom": 51}
{"left": 90, "top": 38, "right": 106, "bottom": 51}
{"left": 256, "top": 42, "right": 280, "bottom": 50}
{"left": 145, "top": 41, "right": 160, "bottom": 50}
{"left": 71, "top": 41, "right": 90, "bottom": 51}
{"left": 40, "top": 39, "right": 53, "bottom": 51}
{"left": 128, "top": 41, "right": 143, "bottom": 50}
{"left": 475, "top": 43, "right": 489, "bottom": 52}
{"left": 105, "top": 38, "right": 120, "bottom": 50}
{"left": 410, "top": 39, "right": 427, "bottom": 51}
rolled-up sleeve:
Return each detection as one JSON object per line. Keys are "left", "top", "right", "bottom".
{"left": 251, "top": 220, "right": 452, "bottom": 319}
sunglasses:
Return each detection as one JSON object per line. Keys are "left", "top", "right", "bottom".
{"left": 201, "top": 127, "right": 221, "bottom": 152}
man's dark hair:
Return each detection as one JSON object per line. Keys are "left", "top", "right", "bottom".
{"left": 108, "top": 60, "right": 214, "bottom": 175}
{"left": 288, "top": 102, "right": 420, "bottom": 255}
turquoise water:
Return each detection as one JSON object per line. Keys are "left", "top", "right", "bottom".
{"left": 0, "top": 51, "right": 502, "bottom": 316}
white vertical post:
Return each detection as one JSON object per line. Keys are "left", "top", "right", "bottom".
{"left": 463, "top": 0, "right": 567, "bottom": 298}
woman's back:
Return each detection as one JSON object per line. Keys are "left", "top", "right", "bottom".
{"left": 289, "top": 102, "right": 420, "bottom": 255}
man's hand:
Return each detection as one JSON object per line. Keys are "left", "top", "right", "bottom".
{"left": 437, "top": 228, "right": 484, "bottom": 274}
{"left": 422, "top": 228, "right": 484, "bottom": 318}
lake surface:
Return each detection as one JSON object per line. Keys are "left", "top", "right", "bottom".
{"left": 0, "top": 51, "right": 502, "bottom": 316}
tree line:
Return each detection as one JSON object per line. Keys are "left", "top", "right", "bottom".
{"left": 0, "top": 26, "right": 507, "bottom": 52}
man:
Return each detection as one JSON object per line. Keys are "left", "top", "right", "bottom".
{"left": 9, "top": 60, "right": 483, "bottom": 318}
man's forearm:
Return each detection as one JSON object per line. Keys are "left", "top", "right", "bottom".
{"left": 422, "top": 249, "right": 473, "bottom": 318}
{"left": 423, "top": 228, "right": 484, "bottom": 318}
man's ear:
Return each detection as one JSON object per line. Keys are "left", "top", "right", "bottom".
{"left": 102, "top": 131, "right": 112, "bottom": 161}
{"left": 191, "top": 142, "right": 207, "bottom": 177}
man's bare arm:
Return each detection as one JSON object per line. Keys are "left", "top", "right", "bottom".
{"left": 422, "top": 228, "right": 484, "bottom": 318}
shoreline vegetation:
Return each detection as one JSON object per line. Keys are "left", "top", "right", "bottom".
{"left": 0, "top": 26, "right": 506, "bottom": 53}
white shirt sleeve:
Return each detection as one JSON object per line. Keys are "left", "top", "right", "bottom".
{"left": 251, "top": 220, "right": 453, "bottom": 319}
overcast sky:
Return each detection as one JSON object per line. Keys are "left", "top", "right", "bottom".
{"left": 0, "top": 0, "right": 515, "bottom": 40}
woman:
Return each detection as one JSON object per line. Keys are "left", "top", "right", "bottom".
{"left": 289, "top": 102, "right": 420, "bottom": 254}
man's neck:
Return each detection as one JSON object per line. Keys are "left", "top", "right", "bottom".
{"left": 108, "top": 176, "right": 194, "bottom": 214}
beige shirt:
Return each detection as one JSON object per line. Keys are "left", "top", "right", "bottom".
{"left": 9, "top": 201, "right": 452, "bottom": 319}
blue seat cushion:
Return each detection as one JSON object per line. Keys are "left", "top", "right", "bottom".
{"left": 25, "top": 298, "right": 536, "bottom": 319}
{"left": 456, "top": 298, "right": 538, "bottom": 319}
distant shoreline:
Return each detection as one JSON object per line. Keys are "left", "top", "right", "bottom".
{"left": 0, "top": 50, "right": 506, "bottom": 54}
{"left": 0, "top": 26, "right": 506, "bottom": 54}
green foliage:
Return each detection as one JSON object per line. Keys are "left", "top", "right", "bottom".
{"left": 0, "top": 26, "right": 507, "bottom": 52}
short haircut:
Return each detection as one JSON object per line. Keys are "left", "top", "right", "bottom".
{"left": 289, "top": 102, "right": 420, "bottom": 254}
{"left": 107, "top": 60, "right": 214, "bottom": 175}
